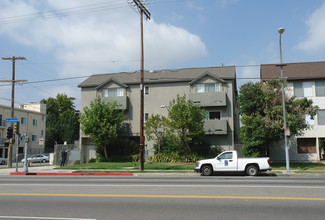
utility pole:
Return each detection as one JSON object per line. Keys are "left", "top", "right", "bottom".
{"left": 128, "top": 0, "right": 151, "bottom": 171}
{"left": 2, "top": 56, "right": 26, "bottom": 168}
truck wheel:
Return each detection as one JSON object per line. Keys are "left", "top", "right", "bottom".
{"left": 246, "top": 165, "right": 258, "bottom": 176}
{"left": 201, "top": 165, "right": 213, "bottom": 176}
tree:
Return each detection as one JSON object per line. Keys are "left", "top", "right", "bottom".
{"left": 144, "top": 114, "right": 168, "bottom": 153}
{"left": 79, "top": 96, "right": 126, "bottom": 158}
{"left": 166, "top": 94, "right": 206, "bottom": 154}
{"left": 237, "top": 79, "right": 318, "bottom": 157}
{"left": 41, "top": 94, "right": 79, "bottom": 152}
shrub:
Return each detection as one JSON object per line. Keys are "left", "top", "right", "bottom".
{"left": 88, "top": 158, "right": 97, "bottom": 163}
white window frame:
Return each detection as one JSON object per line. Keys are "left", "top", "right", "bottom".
{"left": 294, "top": 82, "right": 313, "bottom": 97}
{"left": 144, "top": 86, "right": 149, "bottom": 95}
{"left": 33, "top": 119, "right": 38, "bottom": 126}
{"left": 196, "top": 83, "right": 220, "bottom": 93}
{"left": 32, "top": 135, "right": 37, "bottom": 142}
{"left": 102, "top": 88, "right": 124, "bottom": 97}
{"left": 144, "top": 113, "right": 149, "bottom": 122}
{"left": 21, "top": 117, "right": 27, "bottom": 125}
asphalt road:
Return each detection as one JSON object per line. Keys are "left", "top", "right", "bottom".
{"left": 0, "top": 175, "right": 325, "bottom": 220}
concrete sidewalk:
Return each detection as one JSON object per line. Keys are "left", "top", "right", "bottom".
{"left": 1, "top": 165, "right": 325, "bottom": 176}
{"left": 0, "top": 166, "right": 74, "bottom": 176}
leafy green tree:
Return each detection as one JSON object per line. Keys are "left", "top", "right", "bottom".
{"left": 144, "top": 114, "right": 168, "bottom": 153}
{"left": 79, "top": 96, "right": 126, "bottom": 158}
{"left": 166, "top": 94, "right": 206, "bottom": 154}
{"left": 237, "top": 79, "right": 318, "bottom": 157}
{"left": 41, "top": 94, "right": 79, "bottom": 152}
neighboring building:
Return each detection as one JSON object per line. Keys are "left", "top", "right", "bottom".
{"left": 261, "top": 61, "right": 325, "bottom": 162}
{"left": 0, "top": 103, "right": 46, "bottom": 160}
{"left": 78, "top": 66, "right": 240, "bottom": 163}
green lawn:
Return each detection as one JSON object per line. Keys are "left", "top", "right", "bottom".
{"left": 57, "top": 162, "right": 196, "bottom": 171}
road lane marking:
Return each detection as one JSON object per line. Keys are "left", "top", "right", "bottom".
{"left": 0, "top": 193, "right": 324, "bottom": 201}
{"left": 1, "top": 183, "right": 325, "bottom": 189}
{"left": 0, "top": 216, "right": 96, "bottom": 220}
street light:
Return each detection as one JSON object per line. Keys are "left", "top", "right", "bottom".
{"left": 278, "top": 27, "right": 290, "bottom": 172}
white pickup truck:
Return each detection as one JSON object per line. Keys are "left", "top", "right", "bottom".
{"left": 194, "top": 150, "right": 272, "bottom": 176}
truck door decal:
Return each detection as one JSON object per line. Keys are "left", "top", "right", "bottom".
{"left": 225, "top": 160, "right": 228, "bottom": 166}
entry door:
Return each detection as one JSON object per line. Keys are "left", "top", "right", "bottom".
{"left": 214, "top": 152, "right": 237, "bottom": 171}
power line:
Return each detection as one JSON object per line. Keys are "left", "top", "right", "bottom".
{"left": 0, "top": 0, "right": 195, "bottom": 25}
{"left": 0, "top": 1, "right": 127, "bottom": 25}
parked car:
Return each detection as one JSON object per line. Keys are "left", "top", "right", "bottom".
{"left": 21, "top": 154, "right": 49, "bottom": 163}
{"left": 194, "top": 150, "right": 272, "bottom": 176}
{"left": 0, "top": 157, "right": 7, "bottom": 165}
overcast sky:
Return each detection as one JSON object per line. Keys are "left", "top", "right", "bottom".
{"left": 1, "top": 0, "right": 325, "bottom": 110}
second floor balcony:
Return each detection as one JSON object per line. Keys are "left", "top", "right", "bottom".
{"left": 189, "top": 92, "right": 227, "bottom": 107}
{"left": 102, "top": 96, "right": 128, "bottom": 110}
{"left": 204, "top": 119, "right": 227, "bottom": 135}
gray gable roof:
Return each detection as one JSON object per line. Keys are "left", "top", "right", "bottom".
{"left": 78, "top": 66, "right": 236, "bottom": 88}
{"left": 189, "top": 71, "right": 226, "bottom": 85}
{"left": 96, "top": 77, "right": 128, "bottom": 90}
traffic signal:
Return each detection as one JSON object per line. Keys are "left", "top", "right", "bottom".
{"left": 13, "top": 122, "right": 20, "bottom": 134}
{"left": 6, "top": 127, "right": 13, "bottom": 139}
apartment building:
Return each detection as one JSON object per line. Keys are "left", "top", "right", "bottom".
{"left": 0, "top": 103, "right": 46, "bottom": 160}
{"left": 78, "top": 66, "right": 240, "bottom": 163}
{"left": 261, "top": 61, "right": 325, "bottom": 162}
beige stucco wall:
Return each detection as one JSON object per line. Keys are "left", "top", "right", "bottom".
{"left": 79, "top": 76, "right": 239, "bottom": 160}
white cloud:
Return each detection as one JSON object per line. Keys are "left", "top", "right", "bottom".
{"left": 296, "top": 1, "right": 325, "bottom": 52}
{"left": 0, "top": 0, "right": 208, "bottom": 78}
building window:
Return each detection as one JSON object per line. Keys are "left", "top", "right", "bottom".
{"left": 41, "top": 130, "right": 44, "bottom": 136}
{"left": 0, "top": 114, "right": 3, "bottom": 126}
{"left": 205, "top": 111, "right": 221, "bottom": 120}
{"left": 32, "top": 135, "right": 37, "bottom": 142}
{"left": 102, "top": 88, "right": 124, "bottom": 97}
{"left": 294, "top": 82, "right": 313, "bottom": 97}
{"left": 315, "top": 81, "right": 325, "bottom": 97}
{"left": 145, "top": 86, "right": 149, "bottom": 95}
{"left": 144, "top": 113, "right": 149, "bottom": 122}
{"left": 21, "top": 117, "right": 27, "bottom": 125}
{"left": 196, "top": 83, "right": 220, "bottom": 93}
{"left": 42, "top": 115, "right": 45, "bottom": 121}
{"left": 297, "top": 138, "right": 316, "bottom": 153}
{"left": 33, "top": 119, "right": 38, "bottom": 126}
{"left": 318, "top": 110, "right": 325, "bottom": 125}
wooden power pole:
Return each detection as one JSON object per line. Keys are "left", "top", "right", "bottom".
{"left": 1, "top": 56, "right": 27, "bottom": 167}
{"left": 128, "top": 0, "right": 151, "bottom": 171}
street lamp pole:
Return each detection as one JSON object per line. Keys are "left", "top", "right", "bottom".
{"left": 278, "top": 27, "right": 290, "bottom": 173}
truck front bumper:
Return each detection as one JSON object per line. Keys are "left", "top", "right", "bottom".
{"left": 194, "top": 168, "right": 200, "bottom": 173}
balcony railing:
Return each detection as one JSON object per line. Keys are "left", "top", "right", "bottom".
{"left": 204, "top": 119, "right": 227, "bottom": 135}
{"left": 102, "top": 96, "right": 128, "bottom": 110}
{"left": 189, "top": 92, "right": 227, "bottom": 107}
